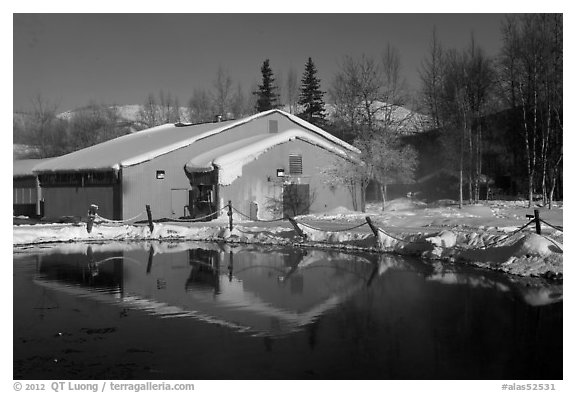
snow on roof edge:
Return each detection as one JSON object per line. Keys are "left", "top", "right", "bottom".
{"left": 211, "top": 129, "right": 360, "bottom": 185}
{"left": 277, "top": 111, "right": 361, "bottom": 154}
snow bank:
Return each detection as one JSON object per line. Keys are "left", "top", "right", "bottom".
{"left": 13, "top": 223, "right": 222, "bottom": 245}
{"left": 459, "top": 233, "right": 563, "bottom": 278}
{"left": 13, "top": 199, "right": 563, "bottom": 280}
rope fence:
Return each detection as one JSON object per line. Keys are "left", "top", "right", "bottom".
{"left": 94, "top": 212, "right": 143, "bottom": 224}
{"left": 540, "top": 219, "right": 563, "bottom": 232}
{"left": 296, "top": 219, "right": 369, "bottom": 233}
{"left": 230, "top": 206, "right": 287, "bottom": 223}
{"left": 84, "top": 202, "right": 562, "bottom": 253}
{"left": 159, "top": 207, "right": 226, "bottom": 223}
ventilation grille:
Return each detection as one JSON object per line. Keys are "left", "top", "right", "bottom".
{"left": 289, "top": 154, "right": 303, "bottom": 175}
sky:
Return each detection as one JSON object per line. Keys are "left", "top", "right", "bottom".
{"left": 13, "top": 12, "right": 507, "bottom": 113}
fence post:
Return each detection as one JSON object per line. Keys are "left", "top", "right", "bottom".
{"left": 365, "top": 216, "right": 379, "bottom": 236}
{"left": 86, "top": 204, "right": 98, "bottom": 233}
{"left": 365, "top": 216, "right": 380, "bottom": 246}
{"left": 526, "top": 209, "right": 542, "bottom": 235}
{"left": 288, "top": 217, "right": 307, "bottom": 239}
{"left": 227, "top": 200, "right": 233, "bottom": 231}
{"left": 534, "top": 209, "right": 541, "bottom": 235}
{"left": 146, "top": 204, "right": 154, "bottom": 233}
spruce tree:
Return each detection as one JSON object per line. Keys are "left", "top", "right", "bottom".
{"left": 298, "top": 57, "right": 326, "bottom": 127}
{"left": 253, "top": 59, "right": 279, "bottom": 112}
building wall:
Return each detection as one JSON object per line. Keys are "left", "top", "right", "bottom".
{"left": 42, "top": 186, "right": 115, "bottom": 219}
{"left": 219, "top": 138, "right": 359, "bottom": 220}
{"left": 121, "top": 112, "right": 314, "bottom": 219}
{"left": 13, "top": 177, "right": 39, "bottom": 204}
{"left": 13, "top": 176, "right": 42, "bottom": 217}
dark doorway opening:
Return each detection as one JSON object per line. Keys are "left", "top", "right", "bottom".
{"left": 283, "top": 184, "right": 310, "bottom": 217}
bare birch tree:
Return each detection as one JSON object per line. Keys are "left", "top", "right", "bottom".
{"left": 286, "top": 67, "right": 299, "bottom": 114}
{"left": 188, "top": 88, "right": 215, "bottom": 123}
{"left": 420, "top": 26, "right": 445, "bottom": 130}
{"left": 213, "top": 66, "right": 233, "bottom": 118}
{"left": 328, "top": 45, "right": 418, "bottom": 209}
{"left": 498, "top": 14, "right": 563, "bottom": 207}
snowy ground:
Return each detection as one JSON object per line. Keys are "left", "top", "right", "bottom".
{"left": 13, "top": 199, "right": 563, "bottom": 280}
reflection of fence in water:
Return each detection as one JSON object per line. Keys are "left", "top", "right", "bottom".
{"left": 36, "top": 249, "right": 124, "bottom": 290}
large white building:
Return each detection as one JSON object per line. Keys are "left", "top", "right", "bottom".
{"left": 29, "top": 110, "right": 361, "bottom": 221}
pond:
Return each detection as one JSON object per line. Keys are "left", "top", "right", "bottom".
{"left": 13, "top": 241, "right": 562, "bottom": 380}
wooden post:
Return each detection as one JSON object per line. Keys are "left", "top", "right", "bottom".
{"left": 526, "top": 209, "right": 542, "bottom": 235}
{"left": 365, "top": 216, "right": 380, "bottom": 246}
{"left": 534, "top": 209, "right": 541, "bottom": 235}
{"left": 365, "top": 216, "right": 379, "bottom": 237}
{"left": 227, "top": 200, "right": 233, "bottom": 231}
{"left": 86, "top": 204, "right": 98, "bottom": 233}
{"left": 288, "top": 217, "right": 307, "bottom": 239}
{"left": 146, "top": 204, "right": 154, "bottom": 233}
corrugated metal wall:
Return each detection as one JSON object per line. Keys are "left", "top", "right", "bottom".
{"left": 13, "top": 179, "right": 38, "bottom": 204}
{"left": 13, "top": 176, "right": 43, "bottom": 216}
{"left": 42, "top": 186, "right": 115, "bottom": 219}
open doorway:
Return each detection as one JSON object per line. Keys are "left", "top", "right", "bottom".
{"left": 283, "top": 184, "right": 310, "bottom": 217}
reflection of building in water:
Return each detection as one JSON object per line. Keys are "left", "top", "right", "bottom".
{"left": 186, "top": 248, "right": 221, "bottom": 295}
{"left": 32, "top": 243, "right": 378, "bottom": 336}
{"left": 36, "top": 247, "right": 123, "bottom": 292}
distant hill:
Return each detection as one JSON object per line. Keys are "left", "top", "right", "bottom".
{"left": 13, "top": 144, "right": 41, "bottom": 160}
{"left": 56, "top": 104, "right": 143, "bottom": 123}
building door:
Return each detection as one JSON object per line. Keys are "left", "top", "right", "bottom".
{"left": 171, "top": 188, "right": 189, "bottom": 218}
{"left": 283, "top": 184, "right": 310, "bottom": 217}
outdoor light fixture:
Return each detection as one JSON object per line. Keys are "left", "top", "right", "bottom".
{"left": 277, "top": 169, "right": 285, "bottom": 177}
{"left": 156, "top": 170, "right": 165, "bottom": 179}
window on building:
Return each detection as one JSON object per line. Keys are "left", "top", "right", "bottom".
{"left": 38, "top": 171, "right": 117, "bottom": 187}
{"left": 289, "top": 154, "right": 303, "bottom": 175}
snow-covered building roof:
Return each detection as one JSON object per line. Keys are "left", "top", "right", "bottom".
{"left": 185, "top": 130, "right": 360, "bottom": 185}
{"left": 33, "top": 110, "right": 359, "bottom": 173}
{"left": 13, "top": 159, "right": 46, "bottom": 177}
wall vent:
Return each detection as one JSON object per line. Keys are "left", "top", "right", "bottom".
{"left": 268, "top": 120, "right": 278, "bottom": 134}
{"left": 289, "top": 154, "right": 303, "bottom": 175}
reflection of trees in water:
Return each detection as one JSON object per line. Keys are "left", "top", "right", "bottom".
{"left": 427, "top": 263, "right": 563, "bottom": 307}
{"left": 333, "top": 282, "right": 382, "bottom": 366}
{"left": 329, "top": 265, "right": 562, "bottom": 379}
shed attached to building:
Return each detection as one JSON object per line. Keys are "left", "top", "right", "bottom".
{"left": 33, "top": 109, "right": 361, "bottom": 221}
{"left": 13, "top": 159, "right": 45, "bottom": 217}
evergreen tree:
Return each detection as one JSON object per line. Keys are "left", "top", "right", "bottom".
{"left": 298, "top": 57, "right": 326, "bottom": 126}
{"left": 253, "top": 59, "right": 279, "bottom": 112}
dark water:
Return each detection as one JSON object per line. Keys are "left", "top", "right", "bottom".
{"left": 13, "top": 241, "right": 562, "bottom": 380}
